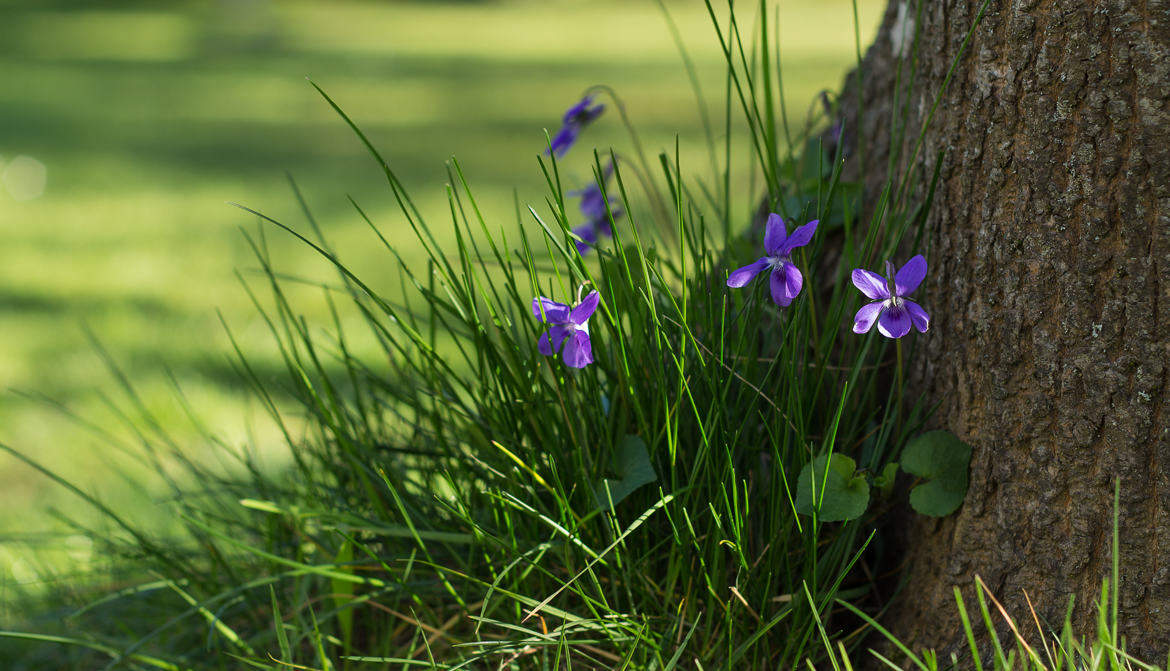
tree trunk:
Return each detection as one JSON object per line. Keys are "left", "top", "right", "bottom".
{"left": 837, "top": 0, "right": 1170, "bottom": 662}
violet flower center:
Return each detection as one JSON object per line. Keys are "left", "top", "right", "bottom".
{"left": 562, "top": 319, "right": 589, "bottom": 336}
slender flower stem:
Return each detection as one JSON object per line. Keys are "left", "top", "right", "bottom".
{"left": 591, "top": 84, "right": 672, "bottom": 236}
{"left": 803, "top": 250, "right": 820, "bottom": 361}
{"left": 895, "top": 338, "right": 904, "bottom": 440}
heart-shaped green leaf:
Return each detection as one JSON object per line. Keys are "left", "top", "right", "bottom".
{"left": 795, "top": 454, "right": 870, "bottom": 521}
{"left": 592, "top": 435, "right": 657, "bottom": 511}
{"left": 874, "top": 462, "right": 899, "bottom": 498}
{"left": 902, "top": 431, "right": 972, "bottom": 517}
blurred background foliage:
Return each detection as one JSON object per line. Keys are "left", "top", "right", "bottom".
{"left": 0, "top": 0, "right": 880, "bottom": 588}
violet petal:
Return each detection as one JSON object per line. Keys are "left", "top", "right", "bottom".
{"left": 877, "top": 304, "right": 912, "bottom": 338}
{"left": 852, "top": 268, "right": 891, "bottom": 301}
{"left": 783, "top": 262, "right": 803, "bottom": 302}
{"left": 562, "top": 331, "right": 594, "bottom": 368}
{"left": 570, "top": 291, "right": 600, "bottom": 325}
{"left": 538, "top": 332, "right": 554, "bottom": 356}
{"left": 578, "top": 191, "right": 607, "bottom": 219}
{"left": 562, "top": 95, "right": 594, "bottom": 123}
{"left": 779, "top": 219, "right": 819, "bottom": 255}
{"left": 580, "top": 103, "right": 605, "bottom": 124}
{"left": 548, "top": 325, "right": 572, "bottom": 352}
{"left": 895, "top": 255, "right": 927, "bottom": 296}
{"left": 533, "top": 296, "right": 572, "bottom": 323}
{"left": 763, "top": 213, "right": 788, "bottom": 255}
{"left": 852, "top": 302, "right": 883, "bottom": 334}
{"left": 769, "top": 267, "right": 792, "bottom": 307}
{"left": 596, "top": 213, "right": 615, "bottom": 237}
{"left": 546, "top": 126, "right": 577, "bottom": 157}
{"left": 572, "top": 224, "right": 599, "bottom": 255}
{"left": 906, "top": 299, "right": 931, "bottom": 333}
{"left": 727, "top": 257, "right": 769, "bottom": 288}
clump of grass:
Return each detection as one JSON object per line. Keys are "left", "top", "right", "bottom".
{"left": 818, "top": 482, "right": 1158, "bottom": 671}
{"left": 1, "top": 2, "right": 1163, "bottom": 670}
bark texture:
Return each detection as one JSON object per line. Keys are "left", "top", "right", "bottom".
{"left": 837, "top": 0, "right": 1170, "bottom": 662}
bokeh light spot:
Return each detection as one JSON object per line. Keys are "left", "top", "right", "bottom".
{"left": 2, "top": 154, "right": 48, "bottom": 200}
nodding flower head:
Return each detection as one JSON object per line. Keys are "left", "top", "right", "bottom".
{"left": 569, "top": 161, "right": 621, "bottom": 254}
{"left": 532, "top": 289, "right": 600, "bottom": 368}
{"left": 726, "top": 213, "right": 818, "bottom": 307}
{"left": 851, "top": 255, "right": 930, "bottom": 338}
{"left": 546, "top": 95, "right": 605, "bottom": 158}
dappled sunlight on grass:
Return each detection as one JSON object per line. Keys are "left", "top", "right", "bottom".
{"left": 0, "top": 0, "right": 882, "bottom": 551}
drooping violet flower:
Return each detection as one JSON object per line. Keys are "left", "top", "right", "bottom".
{"left": 568, "top": 161, "right": 622, "bottom": 254}
{"left": 532, "top": 290, "right": 599, "bottom": 368}
{"left": 571, "top": 161, "right": 615, "bottom": 220}
{"left": 546, "top": 95, "right": 605, "bottom": 158}
{"left": 726, "top": 213, "right": 818, "bottom": 307}
{"left": 851, "top": 255, "right": 930, "bottom": 338}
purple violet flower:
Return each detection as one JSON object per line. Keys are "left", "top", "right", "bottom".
{"left": 726, "top": 213, "right": 818, "bottom": 307}
{"left": 572, "top": 161, "right": 615, "bottom": 220}
{"left": 532, "top": 290, "right": 600, "bottom": 368}
{"left": 568, "top": 162, "right": 622, "bottom": 254}
{"left": 851, "top": 255, "right": 931, "bottom": 338}
{"left": 546, "top": 95, "right": 605, "bottom": 158}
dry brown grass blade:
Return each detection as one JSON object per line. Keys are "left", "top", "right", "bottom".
{"left": 1023, "top": 588, "right": 1059, "bottom": 667}
{"left": 730, "top": 586, "right": 762, "bottom": 622}
{"left": 975, "top": 574, "right": 1040, "bottom": 664}
{"left": 369, "top": 599, "right": 482, "bottom": 660}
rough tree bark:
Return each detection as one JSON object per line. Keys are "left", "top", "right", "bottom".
{"left": 836, "top": 0, "right": 1170, "bottom": 662}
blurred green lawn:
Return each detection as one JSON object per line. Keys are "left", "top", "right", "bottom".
{"left": 0, "top": 0, "right": 880, "bottom": 579}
